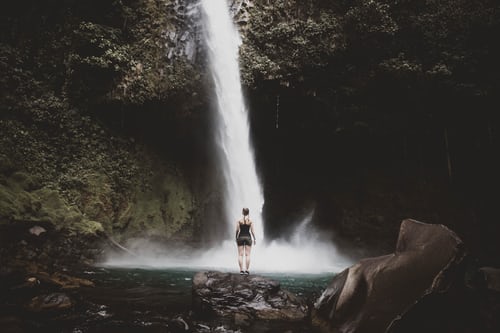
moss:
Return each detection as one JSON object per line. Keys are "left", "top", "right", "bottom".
{"left": 113, "top": 166, "right": 196, "bottom": 240}
{"left": 9, "top": 172, "right": 42, "bottom": 191}
{"left": 33, "top": 188, "right": 67, "bottom": 226}
{"left": 0, "top": 162, "right": 198, "bottom": 240}
{"left": 0, "top": 183, "right": 21, "bottom": 222}
{"left": 240, "top": 0, "right": 343, "bottom": 86}
{"left": 0, "top": 154, "right": 15, "bottom": 174}
{"left": 76, "top": 173, "right": 115, "bottom": 233}
{"left": 0, "top": 0, "right": 204, "bottom": 242}
{"left": 160, "top": 171, "right": 195, "bottom": 234}
{"left": 0, "top": 173, "right": 104, "bottom": 235}
{"left": 0, "top": 108, "right": 201, "bottom": 240}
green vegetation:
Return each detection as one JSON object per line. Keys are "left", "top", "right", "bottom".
{"left": 0, "top": 0, "right": 498, "bottom": 258}
{"left": 243, "top": 0, "right": 499, "bottom": 255}
{"left": 0, "top": 0, "right": 202, "bottom": 108}
{"left": 243, "top": 0, "right": 499, "bottom": 102}
{"left": 241, "top": 0, "right": 343, "bottom": 84}
{"left": 0, "top": 0, "right": 201, "bottom": 239}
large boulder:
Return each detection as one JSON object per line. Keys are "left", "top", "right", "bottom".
{"left": 312, "top": 219, "right": 466, "bottom": 333}
{"left": 192, "top": 271, "right": 308, "bottom": 331}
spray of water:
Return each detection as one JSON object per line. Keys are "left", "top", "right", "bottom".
{"left": 102, "top": 213, "right": 351, "bottom": 273}
{"left": 102, "top": 0, "right": 352, "bottom": 274}
{"left": 104, "top": 210, "right": 351, "bottom": 273}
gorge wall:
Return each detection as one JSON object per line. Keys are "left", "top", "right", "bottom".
{"left": 0, "top": 0, "right": 207, "bottom": 246}
{"left": 1, "top": 0, "right": 499, "bottom": 265}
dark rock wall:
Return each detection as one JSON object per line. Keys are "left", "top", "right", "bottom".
{"left": 0, "top": 0, "right": 210, "bottom": 244}
{"left": 239, "top": 0, "right": 500, "bottom": 263}
{"left": 1, "top": 0, "right": 499, "bottom": 266}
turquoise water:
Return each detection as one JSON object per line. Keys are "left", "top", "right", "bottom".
{"left": 86, "top": 267, "right": 334, "bottom": 291}
{"left": 2, "top": 267, "right": 335, "bottom": 332}
{"left": 82, "top": 267, "right": 334, "bottom": 303}
{"left": 72, "top": 267, "right": 334, "bottom": 330}
{"left": 260, "top": 272, "right": 334, "bottom": 299}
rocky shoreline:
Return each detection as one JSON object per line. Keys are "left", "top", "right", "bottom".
{"left": 0, "top": 223, "right": 98, "bottom": 332}
{"left": 1, "top": 220, "right": 499, "bottom": 333}
{"left": 192, "top": 271, "right": 309, "bottom": 331}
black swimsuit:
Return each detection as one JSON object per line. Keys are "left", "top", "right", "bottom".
{"left": 237, "top": 222, "right": 252, "bottom": 246}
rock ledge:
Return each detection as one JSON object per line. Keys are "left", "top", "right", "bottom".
{"left": 192, "top": 271, "right": 307, "bottom": 329}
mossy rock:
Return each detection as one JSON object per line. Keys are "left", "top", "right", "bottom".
{"left": 34, "top": 187, "right": 103, "bottom": 235}
{"left": 0, "top": 182, "right": 24, "bottom": 222}
{"left": 0, "top": 172, "right": 103, "bottom": 235}
{"left": 114, "top": 168, "right": 196, "bottom": 240}
{"left": 76, "top": 173, "right": 114, "bottom": 231}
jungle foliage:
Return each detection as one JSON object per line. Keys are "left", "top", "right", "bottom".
{"left": 0, "top": 0, "right": 499, "bottom": 256}
{"left": 0, "top": 0, "right": 200, "bottom": 110}
{"left": 0, "top": 0, "right": 200, "bottom": 238}
{"left": 243, "top": 0, "right": 500, "bottom": 257}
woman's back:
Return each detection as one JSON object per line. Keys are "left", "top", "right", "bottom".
{"left": 239, "top": 220, "right": 251, "bottom": 237}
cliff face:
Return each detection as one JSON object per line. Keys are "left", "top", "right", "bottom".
{"left": 1, "top": 0, "right": 499, "bottom": 263}
{"left": 237, "top": 0, "right": 500, "bottom": 260}
{"left": 0, "top": 0, "right": 208, "bottom": 243}
{"left": 0, "top": 0, "right": 264, "bottom": 245}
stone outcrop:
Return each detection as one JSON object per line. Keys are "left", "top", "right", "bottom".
{"left": 27, "top": 293, "right": 73, "bottom": 312}
{"left": 230, "top": 0, "right": 255, "bottom": 26}
{"left": 192, "top": 271, "right": 308, "bottom": 331}
{"left": 165, "top": 0, "right": 200, "bottom": 61}
{"left": 312, "top": 219, "right": 466, "bottom": 333}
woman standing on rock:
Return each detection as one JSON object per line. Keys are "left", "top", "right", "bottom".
{"left": 236, "top": 207, "right": 256, "bottom": 275}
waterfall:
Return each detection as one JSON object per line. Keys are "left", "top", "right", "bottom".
{"left": 102, "top": 0, "right": 353, "bottom": 273}
{"left": 200, "top": 0, "right": 264, "bottom": 240}
{"left": 192, "top": 0, "right": 351, "bottom": 272}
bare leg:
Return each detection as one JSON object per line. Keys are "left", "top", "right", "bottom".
{"left": 238, "top": 245, "right": 244, "bottom": 271}
{"left": 245, "top": 245, "right": 252, "bottom": 271}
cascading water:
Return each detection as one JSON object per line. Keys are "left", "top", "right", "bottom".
{"left": 184, "top": 0, "right": 351, "bottom": 272}
{"left": 102, "top": 0, "right": 353, "bottom": 273}
{"left": 200, "top": 0, "right": 264, "bottom": 240}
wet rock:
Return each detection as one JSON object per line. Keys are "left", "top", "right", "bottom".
{"left": 27, "top": 292, "right": 73, "bottom": 312}
{"left": 230, "top": 0, "right": 255, "bottom": 26}
{"left": 312, "top": 219, "right": 466, "bottom": 333}
{"left": 50, "top": 272, "right": 95, "bottom": 289}
{"left": 163, "top": 0, "right": 200, "bottom": 62}
{"left": 30, "top": 271, "right": 94, "bottom": 290}
{"left": 171, "top": 316, "right": 189, "bottom": 331}
{"left": 192, "top": 323, "right": 242, "bottom": 333}
{"left": 192, "top": 271, "right": 307, "bottom": 330}
{"left": 479, "top": 267, "right": 500, "bottom": 292}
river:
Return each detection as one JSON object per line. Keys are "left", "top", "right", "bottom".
{"left": 4, "top": 267, "right": 334, "bottom": 332}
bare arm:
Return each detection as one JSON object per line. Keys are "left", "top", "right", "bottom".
{"left": 235, "top": 221, "right": 240, "bottom": 239}
{"left": 250, "top": 222, "right": 256, "bottom": 245}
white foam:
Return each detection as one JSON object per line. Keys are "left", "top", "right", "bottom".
{"left": 102, "top": 212, "right": 352, "bottom": 274}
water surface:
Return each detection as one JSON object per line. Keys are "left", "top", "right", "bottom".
{"left": 72, "top": 267, "right": 334, "bottom": 331}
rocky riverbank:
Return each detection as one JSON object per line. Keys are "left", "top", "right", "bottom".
{"left": 192, "top": 271, "right": 309, "bottom": 332}
{"left": 1, "top": 219, "right": 499, "bottom": 333}
{"left": 313, "top": 219, "right": 500, "bottom": 333}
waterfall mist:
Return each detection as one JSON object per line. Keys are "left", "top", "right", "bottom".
{"left": 101, "top": 0, "right": 353, "bottom": 274}
{"left": 103, "top": 210, "right": 351, "bottom": 273}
